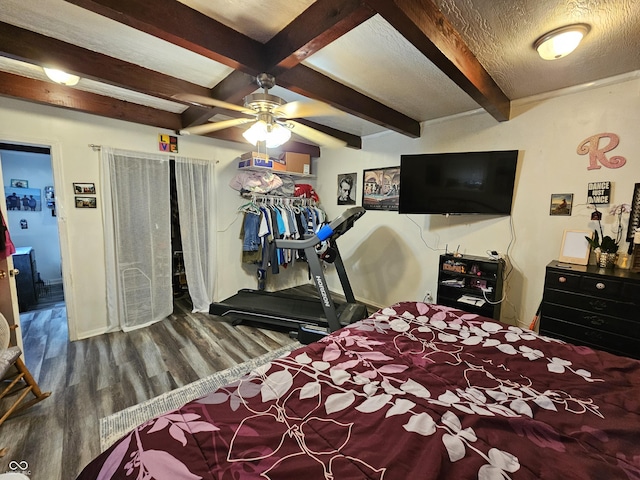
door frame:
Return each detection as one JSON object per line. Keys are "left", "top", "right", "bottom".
{"left": 0, "top": 135, "right": 76, "bottom": 345}
{"left": 0, "top": 157, "right": 23, "bottom": 353}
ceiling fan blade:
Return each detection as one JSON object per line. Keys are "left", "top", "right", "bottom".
{"left": 172, "top": 93, "right": 252, "bottom": 114}
{"left": 287, "top": 121, "right": 347, "bottom": 148}
{"left": 180, "top": 118, "right": 255, "bottom": 136}
{"left": 273, "top": 100, "right": 340, "bottom": 119}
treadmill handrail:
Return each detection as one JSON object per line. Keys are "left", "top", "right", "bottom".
{"left": 275, "top": 206, "right": 365, "bottom": 250}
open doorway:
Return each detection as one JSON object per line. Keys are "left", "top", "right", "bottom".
{"left": 0, "top": 142, "right": 67, "bottom": 354}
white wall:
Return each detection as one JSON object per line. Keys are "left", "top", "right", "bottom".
{"left": 1, "top": 149, "right": 62, "bottom": 282}
{"left": 0, "top": 98, "right": 309, "bottom": 339}
{"left": 314, "top": 72, "right": 640, "bottom": 328}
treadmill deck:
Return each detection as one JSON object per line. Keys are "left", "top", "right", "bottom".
{"left": 210, "top": 289, "right": 367, "bottom": 329}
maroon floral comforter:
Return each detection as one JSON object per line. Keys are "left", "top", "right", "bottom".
{"left": 78, "top": 302, "right": 640, "bottom": 479}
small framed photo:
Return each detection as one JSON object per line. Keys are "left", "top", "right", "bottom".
{"left": 73, "top": 182, "right": 96, "bottom": 195}
{"left": 10, "top": 179, "right": 28, "bottom": 188}
{"left": 559, "top": 229, "right": 593, "bottom": 265}
{"left": 75, "top": 196, "right": 97, "bottom": 208}
{"left": 550, "top": 193, "right": 573, "bottom": 216}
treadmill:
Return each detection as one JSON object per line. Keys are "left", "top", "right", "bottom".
{"left": 209, "top": 206, "right": 369, "bottom": 343}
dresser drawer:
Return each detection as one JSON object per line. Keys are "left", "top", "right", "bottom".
{"left": 540, "top": 317, "right": 640, "bottom": 357}
{"left": 544, "top": 270, "right": 582, "bottom": 291}
{"left": 543, "top": 289, "right": 637, "bottom": 319}
{"left": 541, "top": 303, "right": 640, "bottom": 339}
{"left": 538, "top": 328, "right": 639, "bottom": 359}
{"left": 621, "top": 282, "right": 640, "bottom": 302}
{"left": 579, "top": 275, "right": 622, "bottom": 298}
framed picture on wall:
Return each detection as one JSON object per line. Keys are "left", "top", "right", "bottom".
{"left": 550, "top": 193, "right": 573, "bottom": 216}
{"left": 73, "top": 182, "right": 96, "bottom": 194}
{"left": 626, "top": 183, "right": 640, "bottom": 242}
{"left": 4, "top": 187, "right": 41, "bottom": 211}
{"left": 75, "top": 196, "right": 97, "bottom": 208}
{"left": 10, "top": 179, "right": 28, "bottom": 188}
{"left": 337, "top": 173, "right": 357, "bottom": 205}
{"left": 362, "top": 167, "right": 400, "bottom": 211}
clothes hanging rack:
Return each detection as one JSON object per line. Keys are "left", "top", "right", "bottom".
{"left": 241, "top": 193, "right": 317, "bottom": 206}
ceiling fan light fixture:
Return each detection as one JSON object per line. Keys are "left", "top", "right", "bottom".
{"left": 242, "top": 120, "right": 291, "bottom": 148}
{"left": 43, "top": 67, "right": 80, "bottom": 86}
{"left": 242, "top": 120, "right": 269, "bottom": 145}
{"left": 266, "top": 123, "right": 292, "bottom": 148}
{"left": 534, "top": 24, "right": 590, "bottom": 60}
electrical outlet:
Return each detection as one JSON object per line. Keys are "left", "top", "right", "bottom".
{"left": 424, "top": 291, "right": 434, "bottom": 303}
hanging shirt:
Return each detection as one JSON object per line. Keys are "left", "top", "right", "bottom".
{"left": 0, "top": 211, "right": 16, "bottom": 260}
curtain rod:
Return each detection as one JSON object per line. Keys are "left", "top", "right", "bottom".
{"left": 88, "top": 144, "right": 178, "bottom": 161}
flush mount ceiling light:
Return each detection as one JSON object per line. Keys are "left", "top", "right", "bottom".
{"left": 534, "top": 24, "right": 590, "bottom": 60}
{"left": 43, "top": 67, "right": 80, "bottom": 86}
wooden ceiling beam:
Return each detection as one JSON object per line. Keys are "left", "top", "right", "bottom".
{"left": 0, "top": 22, "right": 211, "bottom": 100}
{"left": 278, "top": 65, "right": 421, "bottom": 138}
{"left": 64, "top": 0, "right": 266, "bottom": 74}
{"left": 180, "top": 70, "right": 258, "bottom": 129}
{"left": 0, "top": 72, "right": 182, "bottom": 130}
{"left": 293, "top": 119, "right": 362, "bottom": 150}
{"left": 65, "top": 0, "right": 419, "bottom": 142}
{"left": 364, "top": 0, "right": 511, "bottom": 121}
{"left": 266, "top": 0, "right": 376, "bottom": 73}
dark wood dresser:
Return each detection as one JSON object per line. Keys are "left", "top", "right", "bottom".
{"left": 13, "top": 246, "right": 38, "bottom": 312}
{"left": 540, "top": 260, "right": 640, "bottom": 359}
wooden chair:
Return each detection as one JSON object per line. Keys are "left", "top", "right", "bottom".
{"left": 0, "top": 313, "right": 50, "bottom": 427}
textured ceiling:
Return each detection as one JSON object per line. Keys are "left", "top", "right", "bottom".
{"left": 302, "top": 15, "right": 480, "bottom": 122}
{"left": 436, "top": 0, "right": 640, "bottom": 99}
{"left": 177, "top": 0, "right": 316, "bottom": 43}
{"left": 1, "top": 0, "right": 639, "bottom": 150}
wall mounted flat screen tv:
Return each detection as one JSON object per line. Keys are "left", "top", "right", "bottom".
{"left": 399, "top": 150, "right": 519, "bottom": 215}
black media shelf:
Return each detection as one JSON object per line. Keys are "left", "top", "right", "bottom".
{"left": 436, "top": 253, "right": 505, "bottom": 320}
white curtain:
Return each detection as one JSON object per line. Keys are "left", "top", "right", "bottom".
{"left": 174, "top": 157, "right": 216, "bottom": 312}
{"left": 101, "top": 147, "right": 172, "bottom": 332}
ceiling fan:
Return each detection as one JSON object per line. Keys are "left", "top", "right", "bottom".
{"left": 174, "top": 73, "right": 346, "bottom": 148}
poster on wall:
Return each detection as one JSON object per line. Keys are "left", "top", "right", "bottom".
{"left": 627, "top": 183, "right": 640, "bottom": 242}
{"left": 4, "top": 187, "right": 42, "bottom": 211}
{"left": 362, "top": 167, "right": 400, "bottom": 211}
{"left": 337, "top": 173, "right": 356, "bottom": 205}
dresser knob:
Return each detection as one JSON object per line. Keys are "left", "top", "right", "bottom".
{"left": 595, "top": 282, "right": 605, "bottom": 290}
{"left": 558, "top": 276, "right": 566, "bottom": 283}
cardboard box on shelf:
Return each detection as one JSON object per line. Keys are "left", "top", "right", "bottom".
{"left": 280, "top": 152, "right": 311, "bottom": 174}
{"left": 238, "top": 151, "right": 286, "bottom": 171}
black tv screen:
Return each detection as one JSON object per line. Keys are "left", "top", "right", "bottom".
{"left": 399, "top": 150, "right": 519, "bottom": 215}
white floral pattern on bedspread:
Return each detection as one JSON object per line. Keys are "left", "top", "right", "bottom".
{"left": 78, "top": 302, "right": 640, "bottom": 480}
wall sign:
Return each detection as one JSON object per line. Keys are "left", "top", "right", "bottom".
{"left": 587, "top": 181, "right": 611, "bottom": 205}
{"left": 159, "top": 134, "right": 178, "bottom": 153}
{"left": 577, "top": 133, "right": 626, "bottom": 170}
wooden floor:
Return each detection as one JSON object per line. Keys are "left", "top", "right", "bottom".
{"left": 0, "top": 295, "right": 296, "bottom": 480}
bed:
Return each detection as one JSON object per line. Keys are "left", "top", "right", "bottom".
{"left": 77, "top": 301, "right": 640, "bottom": 479}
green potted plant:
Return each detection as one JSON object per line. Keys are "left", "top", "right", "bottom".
{"left": 585, "top": 230, "right": 619, "bottom": 254}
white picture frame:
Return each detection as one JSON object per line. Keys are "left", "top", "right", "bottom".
{"left": 559, "top": 229, "right": 593, "bottom": 265}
